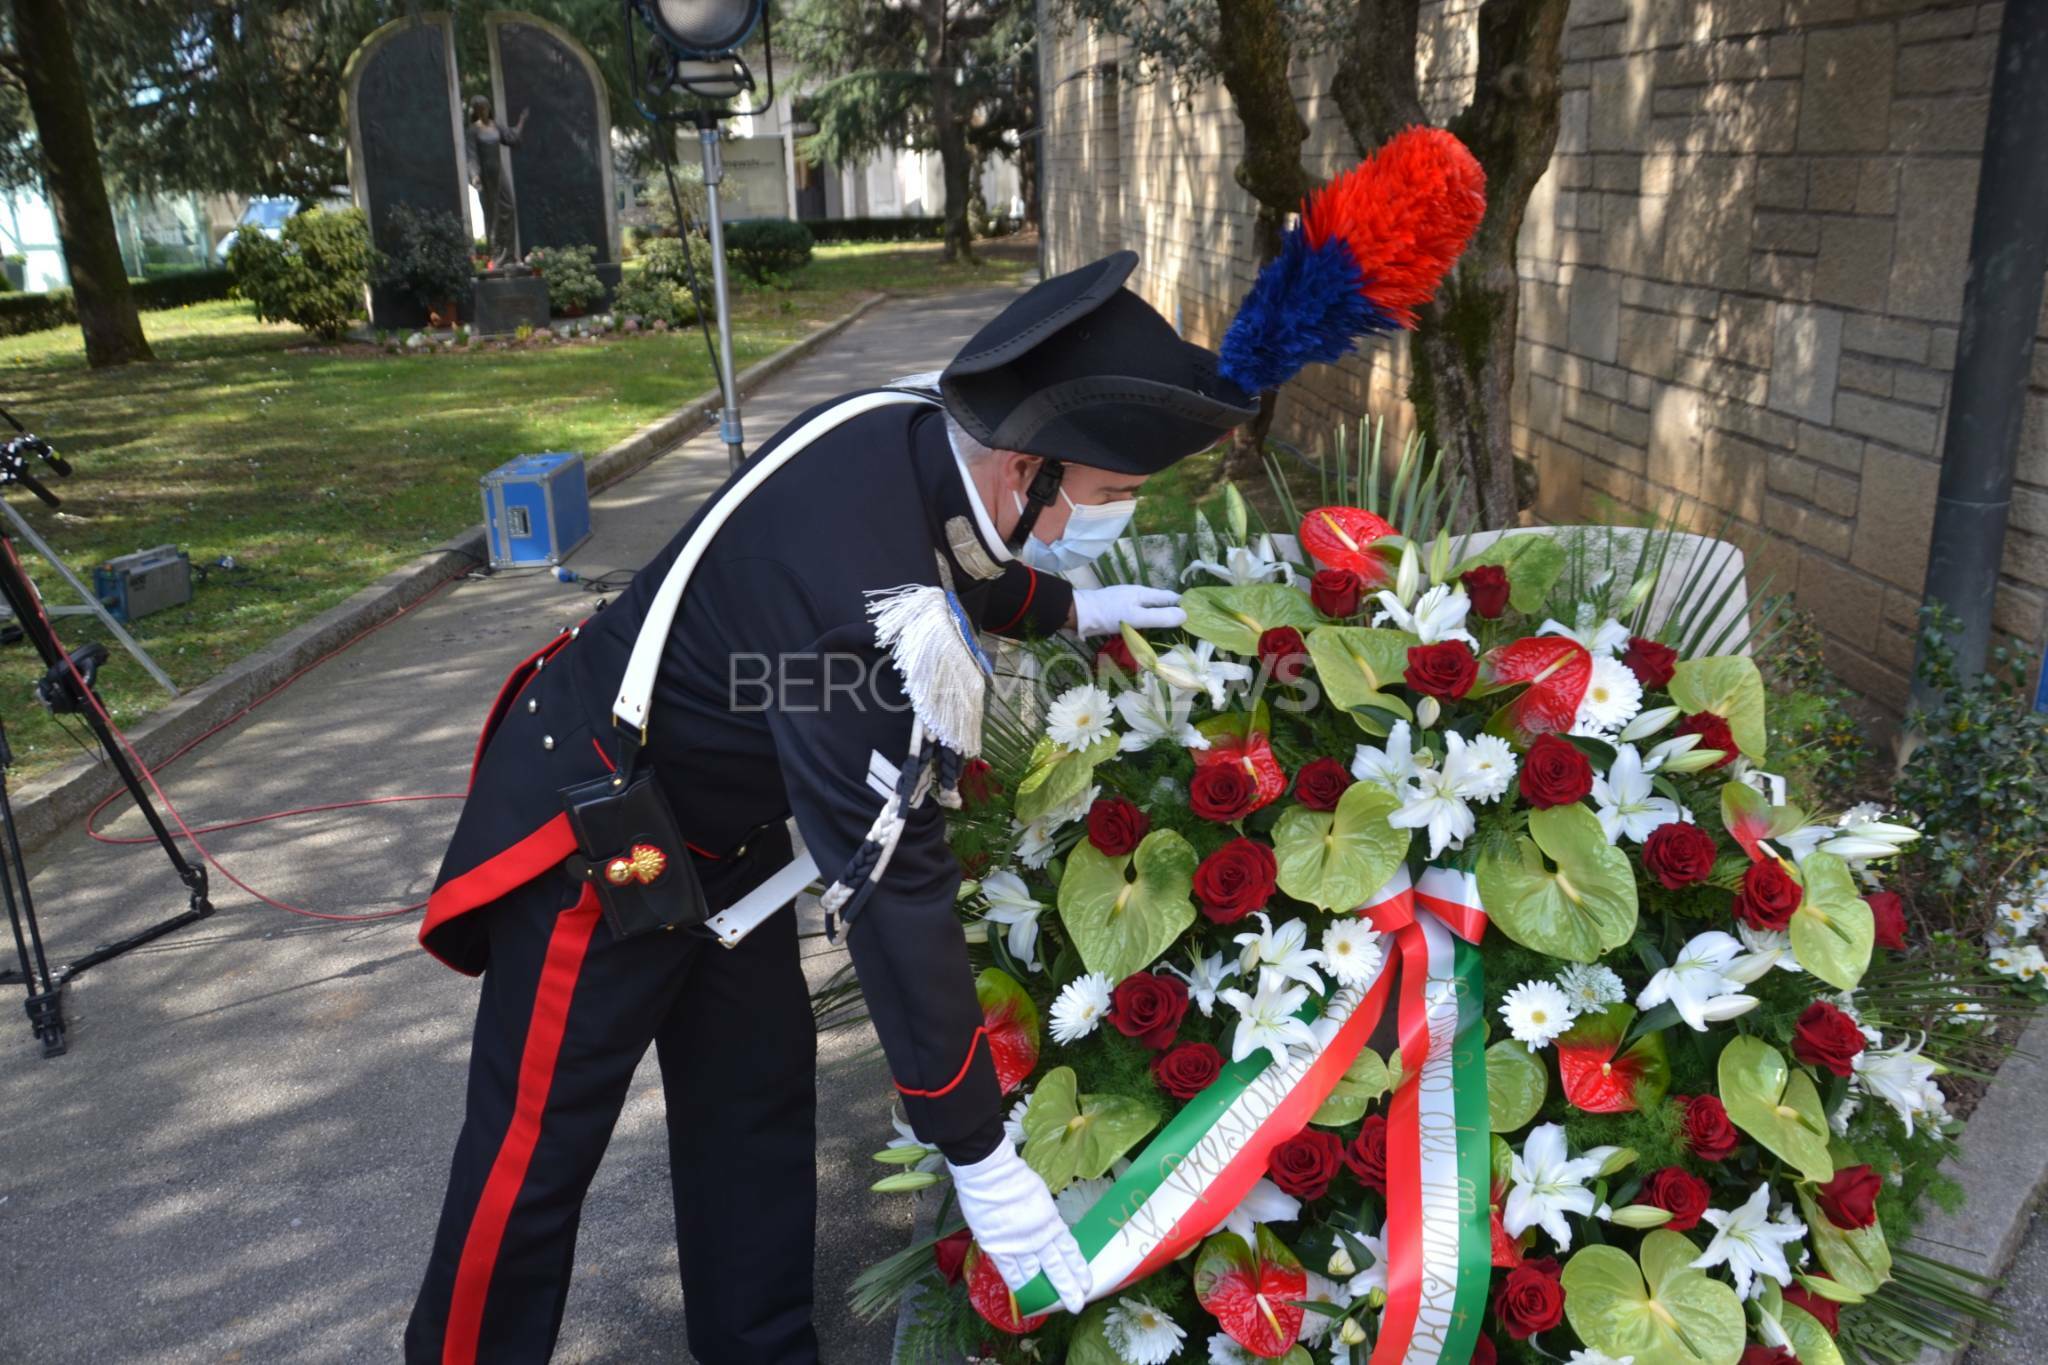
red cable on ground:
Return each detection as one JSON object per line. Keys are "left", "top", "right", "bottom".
{"left": 9, "top": 535, "right": 474, "bottom": 922}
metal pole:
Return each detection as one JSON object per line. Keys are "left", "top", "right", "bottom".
{"left": 0, "top": 499, "right": 178, "bottom": 697}
{"left": 1913, "top": 0, "right": 2048, "bottom": 707}
{"left": 697, "top": 123, "right": 746, "bottom": 470}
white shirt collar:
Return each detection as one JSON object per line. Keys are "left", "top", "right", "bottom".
{"left": 947, "top": 431, "right": 1015, "bottom": 565}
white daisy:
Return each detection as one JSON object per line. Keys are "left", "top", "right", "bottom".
{"left": 1055, "top": 1170, "right": 1117, "bottom": 1227}
{"left": 978, "top": 870, "right": 1044, "bottom": 972}
{"left": 1114, "top": 678, "right": 1208, "bottom": 753}
{"left": 1234, "top": 911, "right": 1328, "bottom": 994}
{"left": 1590, "top": 744, "right": 1683, "bottom": 844}
{"left": 1049, "top": 972, "right": 1114, "bottom": 1044}
{"left": 1003, "top": 1097, "right": 1030, "bottom": 1147}
{"left": 1295, "top": 1271, "right": 1352, "bottom": 1343}
{"left": 1046, "top": 684, "right": 1116, "bottom": 751}
{"left": 1994, "top": 896, "right": 2045, "bottom": 939}
{"left": 1209, "top": 1176, "right": 1302, "bottom": 1240}
{"left": 1555, "top": 962, "right": 1628, "bottom": 1013}
{"left": 1350, "top": 721, "right": 1421, "bottom": 791}
{"left": 1987, "top": 943, "right": 2046, "bottom": 979}
{"left": 1321, "top": 919, "right": 1385, "bottom": 987}
{"left": 1453, "top": 733, "right": 1518, "bottom": 804}
{"left": 1371, "top": 582, "right": 1478, "bottom": 647}
{"left": 1500, "top": 980, "right": 1578, "bottom": 1048}
{"left": 1155, "top": 639, "right": 1254, "bottom": 708}
{"left": 1218, "top": 978, "right": 1318, "bottom": 1063}
{"left": 1573, "top": 654, "right": 1645, "bottom": 735}
{"left": 1207, "top": 1333, "right": 1259, "bottom": 1365}
{"left": 1161, "top": 949, "right": 1239, "bottom": 1017}
{"left": 1104, "top": 1295, "right": 1187, "bottom": 1365}
{"left": 1691, "top": 1183, "right": 1806, "bottom": 1299}
{"left": 1504, "top": 1123, "right": 1605, "bottom": 1250}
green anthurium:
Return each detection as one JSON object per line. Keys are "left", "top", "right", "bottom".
{"left": 1767, "top": 1285, "right": 1848, "bottom": 1365}
{"left": 1478, "top": 804, "right": 1640, "bottom": 962}
{"left": 1560, "top": 1232, "right": 1747, "bottom": 1365}
{"left": 1795, "top": 1187, "right": 1892, "bottom": 1295}
{"left": 1014, "top": 733, "right": 1120, "bottom": 826}
{"left": 1486, "top": 1040, "right": 1549, "bottom": 1133}
{"left": 1669, "top": 656, "right": 1768, "bottom": 762}
{"left": 1183, "top": 584, "right": 1323, "bottom": 657}
{"left": 1272, "top": 779, "right": 1411, "bottom": 912}
{"left": 1451, "top": 533, "right": 1567, "bottom": 612}
{"left": 1311, "top": 1047, "right": 1393, "bottom": 1127}
{"left": 1717, "top": 1037, "right": 1835, "bottom": 1183}
{"left": 1304, "top": 626, "right": 1417, "bottom": 735}
{"left": 1789, "top": 852, "right": 1876, "bottom": 993}
{"left": 1057, "top": 829, "right": 1198, "bottom": 982}
{"left": 1063, "top": 1301, "right": 1122, "bottom": 1365}
{"left": 1020, "top": 1066, "right": 1160, "bottom": 1194}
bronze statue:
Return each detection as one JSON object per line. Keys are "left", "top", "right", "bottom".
{"left": 466, "top": 95, "right": 529, "bottom": 267}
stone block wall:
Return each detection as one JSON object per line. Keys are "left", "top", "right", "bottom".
{"left": 1038, "top": 0, "right": 2048, "bottom": 708}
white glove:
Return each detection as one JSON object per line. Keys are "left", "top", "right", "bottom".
{"left": 947, "top": 1139, "right": 1092, "bottom": 1313}
{"left": 1072, "top": 584, "right": 1186, "bottom": 638}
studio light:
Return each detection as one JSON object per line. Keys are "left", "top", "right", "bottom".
{"left": 636, "top": 0, "right": 764, "bottom": 59}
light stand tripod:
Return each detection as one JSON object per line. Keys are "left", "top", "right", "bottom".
{"left": 0, "top": 415, "right": 212, "bottom": 1056}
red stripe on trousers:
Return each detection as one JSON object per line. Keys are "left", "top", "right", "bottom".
{"left": 441, "top": 886, "right": 604, "bottom": 1364}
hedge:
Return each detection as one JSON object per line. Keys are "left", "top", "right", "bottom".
{"left": 0, "top": 268, "right": 236, "bottom": 339}
{"left": 805, "top": 216, "right": 945, "bottom": 243}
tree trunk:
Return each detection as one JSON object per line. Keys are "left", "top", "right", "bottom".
{"left": 12, "top": 0, "right": 153, "bottom": 367}
{"left": 924, "top": 0, "right": 976, "bottom": 263}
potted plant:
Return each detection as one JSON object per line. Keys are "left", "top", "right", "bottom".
{"left": 527, "top": 244, "right": 604, "bottom": 318}
{"left": 372, "top": 204, "right": 475, "bottom": 326}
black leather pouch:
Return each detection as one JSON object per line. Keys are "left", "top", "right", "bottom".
{"left": 559, "top": 760, "right": 708, "bottom": 941}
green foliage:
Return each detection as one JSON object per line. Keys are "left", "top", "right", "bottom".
{"left": 228, "top": 207, "right": 372, "bottom": 340}
{"left": 808, "top": 215, "right": 946, "bottom": 243}
{"left": 0, "top": 269, "right": 235, "bottom": 338}
{"left": 527, "top": 243, "right": 604, "bottom": 313}
{"left": 612, "top": 235, "right": 711, "bottom": 328}
{"left": 1757, "top": 602, "right": 1873, "bottom": 796}
{"left": 636, "top": 167, "right": 710, "bottom": 235}
{"left": 1895, "top": 603, "right": 2048, "bottom": 934}
{"left": 369, "top": 204, "right": 474, "bottom": 313}
{"left": 723, "top": 218, "right": 816, "bottom": 282}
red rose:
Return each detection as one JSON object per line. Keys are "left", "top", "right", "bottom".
{"left": 1192, "top": 837, "right": 1278, "bottom": 924}
{"left": 1644, "top": 821, "right": 1719, "bottom": 889}
{"left": 959, "top": 758, "right": 999, "bottom": 808}
{"left": 1310, "top": 568, "right": 1363, "bottom": 618}
{"left": 1784, "top": 1281, "right": 1842, "bottom": 1333}
{"left": 1086, "top": 796, "right": 1149, "bottom": 856}
{"left": 1461, "top": 564, "right": 1511, "bottom": 619}
{"left": 1792, "top": 1001, "right": 1867, "bottom": 1077}
{"left": 1622, "top": 635, "right": 1678, "bottom": 689}
{"left": 1153, "top": 1041, "right": 1224, "bottom": 1100}
{"left": 1676, "top": 711, "right": 1739, "bottom": 767}
{"left": 1267, "top": 1128, "right": 1345, "bottom": 1200}
{"left": 1258, "top": 626, "right": 1310, "bottom": 683}
{"left": 1344, "top": 1114, "right": 1389, "bottom": 1190}
{"left": 1639, "top": 1166, "right": 1713, "bottom": 1232}
{"left": 1815, "top": 1163, "right": 1882, "bottom": 1229}
{"left": 1868, "top": 890, "right": 1908, "bottom": 951}
{"left": 1095, "top": 634, "right": 1139, "bottom": 679}
{"left": 1293, "top": 757, "right": 1354, "bottom": 811}
{"left": 1492, "top": 1261, "right": 1565, "bottom": 1339}
{"left": 1404, "top": 641, "right": 1479, "bottom": 699}
{"left": 1472, "top": 1337, "right": 1498, "bottom": 1365}
{"left": 1190, "top": 763, "right": 1259, "bottom": 822}
{"left": 1519, "top": 734, "right": 1594, "bottom": 808}
{"left": 1677, "top": 1093, "right": 1741, "bottom": 1161}
{"left": 1110, "top": 972, "right": 1190, "bottom": 1050}
{"left": 1733, "top": 859, "right": 1804, "bottom": 932}
{"left": 933, "top": 1227, "right": 972, "bottom": 1284}
{"left": 1741, "top": 1349, "right": 1797, "bottom": 1365}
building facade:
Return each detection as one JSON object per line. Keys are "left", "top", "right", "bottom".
{"left": 1040, "top": 0, "right": 2046, "bottom": 708}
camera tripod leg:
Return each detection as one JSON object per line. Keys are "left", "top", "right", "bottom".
{"left": 0, "top": 765, "right": 66, "bottom": 1055}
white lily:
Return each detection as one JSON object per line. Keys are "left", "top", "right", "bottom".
{"left": 1591, "top": 744, "right": 1683, "bottom": 844}
{"left": 1690, "top": 1183, "right": 1806, "bottom": 1299}
{"left": 1161, "top": 949, "right": 1240, "bottom": 1017}
{"left": 1539, "top": 613, "right": 1631, "bottom": 658}
{"left": 1012, "top": 783, "right": 1097, "bottom": 868}
{"left": 1642, "top": 731, "right": 1705, "bottom": 772}
{"left": 1725, "top": 923, "right": 1802, "bottom": 982}
{"left": 1815, "top": 813, "right": 1921, "bottom": 862}
{"left": 1371, "top": 582, "right": 1477, "bottom": 647}
{"left": 978, "top": 870, "right": 1044, "bottom": 972}
{"left": 1351, "top": 720, "right": 1421, "bottom": 791}
{"left": 1852, "top": 1034, "right": 1948, "bottom": 1137}
{"left": 1218, "top": 978, "right": 1318, "bottom": 1063}
{"left": 1182, "top": 537, "right": 1296, "bottom": 586}
{"left": 1210, "top": 1176, "right": 1302, "bottom": 1241}
{"left": 1154, "top": 639, "right": 1254, "bottom": 708}
{"left": 1620, "top": 705, "right": 1680, "bottom": 741}
{"left": 885, "top": 1110, "right": 944, "bottom": 1173}
{"left": 1635, "top": 930, "right": 1757, "bottom": 1031}
{"left": 1389, "top": 762, "right": 1476, "bottom": 859}
{"left": 1504, "top": 1122, "right": 1605, "bottom": 1250}
{"left": 1234, "top": 911, "right": 1328, "bottom": 994}
{"left": 1114, "top": 678, "right": 1208, "bottom": 753}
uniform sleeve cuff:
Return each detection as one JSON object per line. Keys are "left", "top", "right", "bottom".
{"left": 896, "top": 1042, "right": 1005, "bottom": 1153}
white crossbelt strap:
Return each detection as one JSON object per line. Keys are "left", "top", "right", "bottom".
{"left": 608, "top": 389, "right": 940, "bottom": 947}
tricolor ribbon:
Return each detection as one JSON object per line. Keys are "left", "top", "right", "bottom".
{"left": 1015, "top": 865, "right": 1494, "bottom": 1365}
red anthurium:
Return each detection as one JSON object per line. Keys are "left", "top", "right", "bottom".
{"left": 1193, "top": 731, "right": 1288, "bottom": 814}
{"left": 1194, "top": 1225, "right": 1308, "bottom": 1358}
{"left": 965, "top": 1244, "right": 1050, "bottom": 1334}
{"left": 975, "top": 968, "right": 1041, "bottom": 1094}
{"left": 1490, "top": 1178, "right": 1526, "bottom": 1267}
{"left": 1299, "top": 507, "right": 1401, "bottom": 586}
{"left": 1555, "top": 1004, "right": 1670, "bottom": 1114}
{"left": 1475, "top": 637, "right": 1593, "bottom": 741}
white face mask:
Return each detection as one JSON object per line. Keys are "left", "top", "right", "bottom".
{"left": 1012, "top": 489, "right": 1138, "bottom": 572}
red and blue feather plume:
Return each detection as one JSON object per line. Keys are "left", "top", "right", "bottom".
{"left": 1217, "top": 126, "right": 1487, "bottom": 396}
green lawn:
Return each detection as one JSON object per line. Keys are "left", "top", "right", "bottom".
{"left": 0, "top": 240, "right": 1033, "bottom": 782}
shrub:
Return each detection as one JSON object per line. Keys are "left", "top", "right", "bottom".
{"left": 806, "top": 215, "right": 944, "bottom": 243}
{"left": 527, "top": 243, "right": 603, "bottom": 314}
{"left": 229, "top": 206, "right": 373, "bottom": 340}
{"left": 636, "top": 170, "right": 710, "bottom": 236}
{"left": 637, "top": 234, "right": 714, "bottom": 288}
{"left": 371, "top": 204, "right": 474, "bottom": 314}
{"left": 612, "top": 269, "right": 698, "bottom": 329}
{"left": 1757, "top": 600, "right": 1873, "bottom": 798}
{"left": 133, "top": 268, "right": 233, "bottom": 310}
{"left": 0, "top": 270, "right": 233, "bottom": 338}
{"left": 723, "top": 218, "right": 814, "bottom": 282}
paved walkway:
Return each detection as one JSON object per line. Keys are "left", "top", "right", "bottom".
{"left": 0, "top": 286, "right": 1023, "bottom": 1363}
{"left": 1964, "top": 1211, "right": 2047, "bottom": 1364}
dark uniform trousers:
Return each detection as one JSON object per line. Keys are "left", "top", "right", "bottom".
{"left": 405, "top": 828, "right": 820, "bottom": 1365}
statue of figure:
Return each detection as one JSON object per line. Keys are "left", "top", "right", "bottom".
{"left": 466, "top": 95, "right": 529, "bottom": 267}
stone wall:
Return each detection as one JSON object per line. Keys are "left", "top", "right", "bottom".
{"left": 1038, "top": 0, "right": 2048, "bottom": 708}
